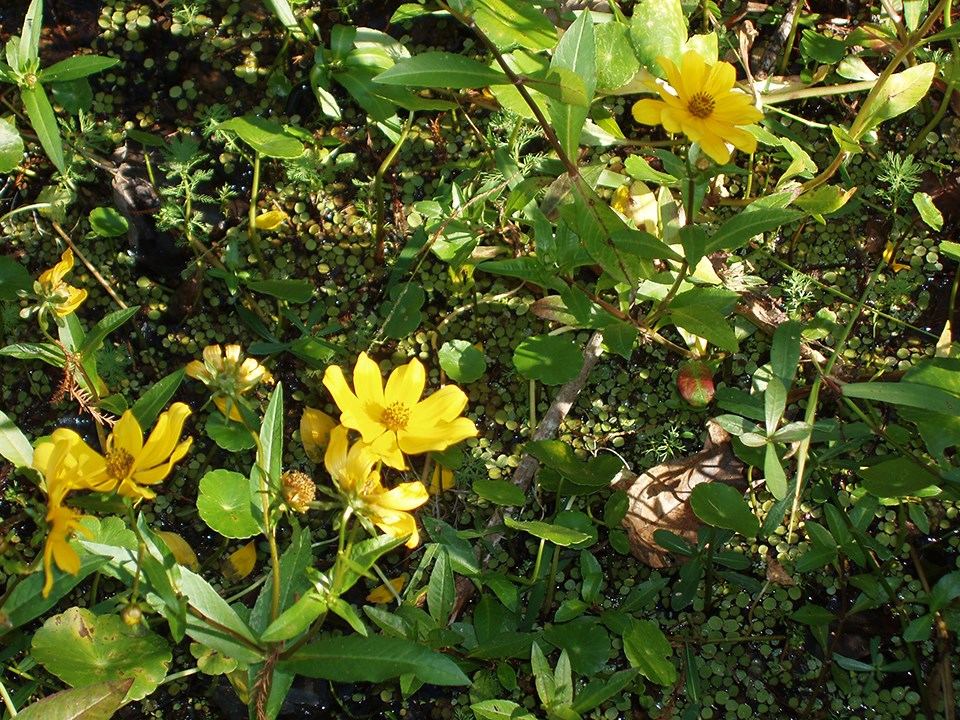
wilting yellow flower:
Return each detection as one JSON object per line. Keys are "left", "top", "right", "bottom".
{"left": 33, "top": 249, "right": 87, "bottom": 319}
{"left": 88, "top": 403, "right": 193, "bottom": 501}
{"left": 323, "top": 353, "right": 478, "bottom": 470}
{"left": 632, "top": 52, "right": 762, "bottom": 164}
{"left": 325, "top": 425, "right": 429, "bottom": 547}
{"left": 42, "top": 503, "right": 92, "bottom": 597}
{"left": 301, "top": 407, "right": 337, "bottom": 462}
{"left": 366, "top": 574, "right": 408, "bottom": 604}
{"left": 429, "top": 464, "right": 455, "bottom": 496}
{"left": 186, "top": 344, "right": 271, "bottom": 421}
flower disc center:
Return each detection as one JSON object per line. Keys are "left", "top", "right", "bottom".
{"left": 688, "top": 92, "right": 715, "bottom": 119}
{"left": 106, "top": 448, "right": 134, "bottom": 480}
{"left": 381, "top": 402, "right": 410, "bottom": 432}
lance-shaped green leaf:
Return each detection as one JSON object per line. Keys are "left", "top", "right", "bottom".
{"left": 20, "top": 0, "right": 43, "bottom": 70}
{"left": 130, "top": 368, "right": 185, "bottom": 429}
{"left": 473, "top": 0, "right": 557, "bottom": 51}
{"left": 21, "top": 84, "right": 66, "bottom": 173}
{"left": 280, "top": 635, "right": 469, "bottom": 685}
{"left": 705, "top": 206, "right": 802, "bottom": 254}
{"left": 79, "top": 306, "right": 139, "bottom": 361}
{"left": 39, "top": 55, "right": 119, "bottom": 83}
{"left": 375, "top": 52, "right": 509, "bottom": 88}
{"left": 219, "top": 116, "right": 304, "bottom": 158}
{"left": 548, "top": 10, "right": 595, "bottom": 159}
{"left": 854, "top": 63, "right": 936, "bottom": 138}
{"left": 15, "top": 679, "right": 134, "bottom": 720}
{"left": 503, "top": 516, "right": 591, "bottom": 546}
{"left": 0, "top": 409, "right": 32, "bottom": 468}
{"left": 690, "top": 483, "right": 759, "bottom": 536}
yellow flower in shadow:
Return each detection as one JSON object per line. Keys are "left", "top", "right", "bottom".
{"left": 42, "top": 503, "right": 92, "bottom": 597}
{"left": 429, "top": 464, "right": 455, "bottom": 496}
{"left": 35, "top": 249, "right": 87, "bottom": 318}
{"left": 325, "top": 425, "right": 429, "bottom": 548}
{"left": 365, "top": 574, "right": 408, "bottom": 604}
{"left": 90, "top": 403, "right": 194, "bottom": 501}
{"left": 323, "top": 352, "right": 478, "bottom": 470}
{"left": 300, "top": 407, "right": 337, "bottom": 462}
{"left": 632, "top": 52, "right": 762, "bottom": 164}
{"left": 186, "top": 344, "right": 271, "bottom": 421}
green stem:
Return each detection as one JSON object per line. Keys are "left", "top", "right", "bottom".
{"left": 526, "top": 538, "right": 547, "bottom": 586}
{"left": 247, "top": 152, "right": 268, "bottom": 273}
{"left": 373, "top": 113, "right": 414, "bottom": 264}
{"left": 0, "top": 677, "right": 17, "bottom": 717}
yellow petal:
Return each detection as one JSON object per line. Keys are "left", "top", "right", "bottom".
{"left": 254, "top": 209, "right": 289, "bottom": 231}
{"left": 429, "top": 465, "right": 455, "bottom": 495}
{"left": 366, "top": 574, "right": 407, "bottom": 603}
{"left": 136, "top": 403, "right": 191, "bottom": 470}
{"left": 324, "top": 364, "right": 382, "bottom": 443}
{"left": 702, "top": 59, "right": 736, "bottom": 97}
{"left": 659, "top": 106, "right": 687, "bottom": 134}
{"left": 378, "top": 481, "right": 429, "bottom": 512}
{"left": 301, "top": 407, "right": 337, "bottom": 462}
{"left": 324, "top": 425, "right": 352, "bottom": 488}
{"left": 366, "top": 430, "right": 407, "bottom": 470}
{"left": 223, "top": 541, "right": 257, "bottom": 582}
{"left": 411, "top": 385, "right": 469, "bottom": 423}
{"left": 352, "top": 352, "right": 386, "bottom": 410}
{"left": 698, "top": 133, "right": 732, "bottom": 164}
{"left": 680, "top": 51, "right": 706, "bottom": 98}
{"left": 632, "top": 98, "right": 666, "bottom": 126}
{"left": 375, "top": 511, "right": 420, "bottom": 548}
{"left": 111, "top": 411, "right": 145, "bottom": 460}
{"left": 384, "top": 357, "right": 425, "bottom": 409}
{"left": 398, "top": 416, "right": 478, "bottom": 455}
{"left": 185, "top": 359, "right": 206, "bottom": 380}
{"left": 657, "top": 56, "right": 684, "bottom": 98}
{"left": 156, "top": 530, "right": 199, "bottom": 571}
{"left": 203, "top": 344, "right": 224, "bottom": 368}
{"left": 56, "top": 286, "right": 87, "bottom": 316}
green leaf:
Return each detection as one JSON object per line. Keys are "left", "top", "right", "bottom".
{"left": 0, "top": 116, "right": 23, "bottom": 173}
{"left": 771, "top": 320, "right": 802, "bottom": 388}
{"left": 21, "top": 84, "right": 66, "bottom": 174}
{"left": 622, "top": 619, "right": 676, "bottom": 685}
{"left": 251, "top": 525, "right": 313, "bottom": 634}
{"left": 280, "top": 635, "right": 469, "bottom": 685}
{"left": 473, "top": 478, "right": 526, "bottom": 506}
{"left": 513, "top": 334, "right": 583, "bottom": 385}
{"left": 764, "top": 444, "right": 787, "bottom": 499}
{"left": 438, "top": 339, "right": 486, "bottom": 383}
{"left": 0, "top": 408, "right": 32, "bottom": 468}
{"left": 473, "top": 0, "right": 557, "bottom": 51}
{"left": 39, "top": 55, "right": 119, "bottom": 83}
{"left": 131, "top": 368, "right": 186, "bottom": 430}
{"left": 383, "top": 284, "right": 424, "bottom": 339}
{"left": 855, "top": 63, "right": 936, "bottom": 138}
{"left": 630, "top": 0, "right": 686, "bottom": 77}
{"left": 503, "top": 516, "right": 591, "bottom": 546}
{"left": 858, "top": 457, "right": 939, "bottom": 497}
{"left": 196, "top": 469, "right": 262, "bottom": 538}
{"left": 595, "top": 22, "right": 640, "bottom": 91}
{"left": 206, "top": 414, "right": 257, "bottom": 451}
{"left": 1, "top": 554, "right": 107, "bottom": 632}
{"left": 246, "top": 278, "right": 314, "bottom": 303}
{"left": 0, "top": 255, "right": 31, "bottom": 301}
{"left": 375, "top": 52, "right": 509, "bottom": 88}
{"left": 764, "top": 376, "right": 786, "bottom": 434}
{"left": 79, "top": 307, "right": 139, "bottom": 360}
{"left": 913, "top": 192, "right": 943, "bottom": 231}
{"left": 260, "top": 592, "right": 327, "bottom": 643}
{"left": 0, "top": 341, "right": 66, "bottom": 367}
{"left": 690, "top": 483, "right": 759, "bottom": 536}
{"left": 427, "top": 547, "right": 455, "bottom": 623}
{"left": 790, "top": 604, "right": 835, "bottom": 626}
{"left": 705, "top": 206, "right": 801, "bottom": 254}
{"left": 15, "top": 679, "right": 134, "bottom": 720}
{"left": 87, "top": 206, "right": 129, "bottom": 238}
{"left": 542, "top": 620, "right": 610, "bottom": 676}
{"left": 178, "top": 568, "right": 262, "bottom": 663}
{"left": 572, "top": 668, "right": 641, "bottom": 714}
{"left": 548, "top": 10, "right": 596, "bottom": 159}
{"left": 929, "top": 571, "right": 960, "bottom": 612}
{"left": 799, "top": 30, "right": 846, "bottom": 64}
{"left": 842, "top": 381, "right": 960, "bottom": 414}
{"left": 20, "top": 0, "right": 43, "bottom": 68}
{"left": 580, "top": 549, "right": 603, "bottom": 604}
{"left": 666, "top": 306, "right": 739, "bottom": 353}
{"left": 471, "top": 699, "right": 538, "bottom": 720}
{"left": 259, "top": 383, "right": 284, "bottom": 488}
{"left": 264, "top": 0, "right": 300, "bottom": 33}
{"left": 219, "top": 116, "right": 304, "bottom": 158}
{"left": 32, "top": 607, "right": 171, "bottom": 702}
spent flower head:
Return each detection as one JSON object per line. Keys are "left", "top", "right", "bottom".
{"left": 323, "top": 352, "right": 477, "bottom": 470}
{"left": 632, "top": 51, "right": 762, "bottom": 165}
{"left": 324, "top": 425, "right": 429, "bottom": 548}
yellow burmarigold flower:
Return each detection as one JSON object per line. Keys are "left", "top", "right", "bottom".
{"left": 33, "top": 428, "right": 115, "bottom": 502}
{"left": 186, "top": 344, "right": 271, "bottom": 421}
{"left": 42, "top": 503, "right": 92, "bottom": 598}
{"left": 325, "top": 425, "right": 429, "bottom": 548}
{"left": 89, "top": 403, "right": 194, "bottom": 501}
{"left": 323, "top": 352, "right": 478, "bottom": 470}
{"left": 33, "top": 248, "right": 87, "bottom": 319}
{"left": 300, "top": 407, "right": 337, "bottom": 462}
{"left": 632, "top": 51, "right": 762, "bottom": 165}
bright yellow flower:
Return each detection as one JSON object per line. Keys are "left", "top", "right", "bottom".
{"left": 35, "top": 249, "right": 87, "bottom": 318}
{"left": 325, "top": 425, "right": 429, "bottom": 548}
{"left": 632, "top": 52, "right": 762, "bottom": 164}
{"left": 186, "top": 344, "right": 271, "bottom": 421}
{"left": 42, "top": 503, "right": 92, "bottom": 597}
{"left": 323, "top": 352, "right": 478, "bottom": 470}
{"left": 88, "top": 403, "right": 194, "bottom": 501}
{"left": 33, "top": 428, "right": 115, "bottom": 503}
{"left": 300, "top": 407, "right": 337, "bottom": 462}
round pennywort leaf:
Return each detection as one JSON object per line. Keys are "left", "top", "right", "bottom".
{"left": 438, "top": 340, "right": 486, "bottom": 383}
{"left": 513, "top": 334, "right": 582, "bottom": 385}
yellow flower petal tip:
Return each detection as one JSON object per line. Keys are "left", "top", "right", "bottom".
{"left": 632, "top": 51, "right": 762, "bottom": 165}
{"left": 366, "top": 575, "right": 408, "bottom": 604}
{"left": 301, "top": 407, "right": 337, "bottom": 462}
{"left": 254, "top": 209, "right": 289, "bottom": 231}
{"left": 323, "top": 353, "right": 478, "bottom": 470}
{"left": 34, "top": 248, "right": 87, "bottom": 319}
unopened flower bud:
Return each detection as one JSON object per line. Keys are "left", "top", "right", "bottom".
{"left": 120, "top": 603, "right": 143, "bottom": 627}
